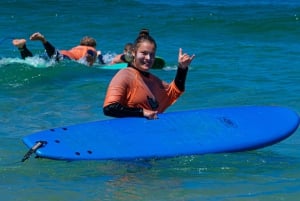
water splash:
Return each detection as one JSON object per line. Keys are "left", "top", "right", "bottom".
{"left": 0, "top": 56, "right": 54, "bottom": 68}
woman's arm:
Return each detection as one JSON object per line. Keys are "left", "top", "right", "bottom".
{"left": 174, "top": 67, "right": 188, "bottom": 91}
{"left": 174, "top": 48, "right": 195, "bottom": 91}
{"left": 103, "top": 102, "right": 143, "bottom": 117}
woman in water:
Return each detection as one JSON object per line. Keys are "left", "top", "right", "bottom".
{"left": 103, "top": 29, "right": 195, "bottom": 119}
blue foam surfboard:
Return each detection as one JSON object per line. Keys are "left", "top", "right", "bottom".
{"left": 97, "top": 57, "right": 165, "bottom": 70}
{"left": 22, "top": 106, "right": 299, "bottom": 161}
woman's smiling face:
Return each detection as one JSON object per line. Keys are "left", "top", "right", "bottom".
{"left": 133, "top": 41, "right": 156, "bottom": 72}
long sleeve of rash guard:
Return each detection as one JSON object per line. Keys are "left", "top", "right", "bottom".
{"left": 174, "top": 66, "right": 189, "bottom": 91}
{"left": 103, "top": 102, "right": 144, "bottom": 118}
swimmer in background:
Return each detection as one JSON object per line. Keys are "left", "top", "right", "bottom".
{"left": 110, "top": 43, "right": 134, "bottom": 64}
{"left": 12, "top": 32, "right": 105, "bottom": 66}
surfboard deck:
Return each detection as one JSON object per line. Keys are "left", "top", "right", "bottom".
{"left": 97, "top": 63, "right": 127, "bottom": 70}
{"left": 97, "top": 57, "right": 165, "bottom": 70}
{"left": 22, "top": 106, "right": 300, "bottom": 161}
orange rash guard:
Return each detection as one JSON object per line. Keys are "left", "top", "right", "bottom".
{"left": 103, "top": 67, "right": 183, "bottom": 113}
{"left": 60, "top": 45, "right": 96, "bottom": 60}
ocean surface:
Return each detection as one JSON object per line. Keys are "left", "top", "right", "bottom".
{"left": 1, "top": 0, "right": 300, "bottom": 200}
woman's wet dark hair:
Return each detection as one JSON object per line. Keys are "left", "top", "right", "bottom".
{"left": 134, "top": 29, "right": 157, "bottom": 51}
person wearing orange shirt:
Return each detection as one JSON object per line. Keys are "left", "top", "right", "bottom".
{"left": 12, "top": 32, "right": 104, "bottom": 66}
{"left": 103, "top": 29, "right": 195, "bottom": 119}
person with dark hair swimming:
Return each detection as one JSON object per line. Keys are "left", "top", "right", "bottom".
{"left": 103, "top": 29, "right": 195, "bottom": 119}
{"left": 12, "top": 32, "right": 105, "bottom": 66}
{"left": 110, "top": 43, "right": 134, "bottom": 64}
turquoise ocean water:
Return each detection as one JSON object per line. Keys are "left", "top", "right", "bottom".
{"left": 1, "top": 0, "right": 300, "bottom": 200}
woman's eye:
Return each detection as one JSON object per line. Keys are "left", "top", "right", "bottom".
{"left": 142, "top": 52, "right": 154, "bottom": 57}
